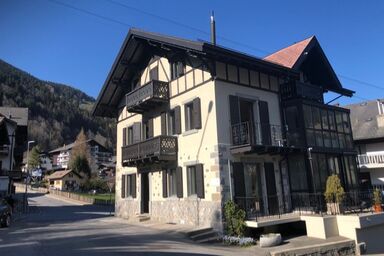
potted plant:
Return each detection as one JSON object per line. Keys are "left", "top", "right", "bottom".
{"left": 373, "top": 188, "right": 382, "bottom": 213}
{"left": 324, "top": 175, "right": 345, "bottom": 215}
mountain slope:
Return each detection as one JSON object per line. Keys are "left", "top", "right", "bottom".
{"left": 0, "top": 59, "right": 115, "bottom": 152}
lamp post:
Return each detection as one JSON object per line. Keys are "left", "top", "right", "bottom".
{"left": 24, "top": 140, "right": 35, "bottom": 213}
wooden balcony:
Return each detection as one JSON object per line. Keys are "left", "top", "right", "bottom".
{"left": 126, "top": 80, "right": 169, "bottom": 113}
{"left": 0, "top": 145, "right": 10, "bottom": 155}
{"left": 122, "top": 135, "right": 177, "bottom": 167}
{"left": 230, "top": 122, "right": 288, "bottom": 154}
{"left": 281, "top": 80, "right": 324, "bottom": 103}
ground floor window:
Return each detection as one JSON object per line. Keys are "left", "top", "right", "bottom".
{"left": 187, "top": 164, "right": 204, "bottom": 198}
{"left": 121, "top": 174, "right": 136, "bottom": 198}
{"left": 289, "top": 155, "right": 308, "bottom": 192}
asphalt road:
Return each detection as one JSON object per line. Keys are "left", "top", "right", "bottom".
{"left": 0, "top": 192, "right": 254, "bottom": 256}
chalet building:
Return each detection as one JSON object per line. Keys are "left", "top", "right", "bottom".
{"left": 49, "top": 139, "right": 113, "bottom": 172}
{"left": 93, "top": 29, "right": 358, "bottom": 230}
{"left": 345, "top": 99, "right": 384, "bottom": 190}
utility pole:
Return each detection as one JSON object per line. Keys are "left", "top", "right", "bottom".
{"left": 24, "top": 140, "right": 35, "bottom": 213}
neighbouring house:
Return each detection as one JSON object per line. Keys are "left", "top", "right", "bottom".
{"left": 92, "top": 28, "right": 360, "bottom": 233}
{"left": 345, "top": 99, "right": 384, "bottom": 191}
{"left": 46, "top": 169, "right": 85, "bottom": 191}
{"left": 48, "top": 139, "right": 113, "bottom": 172}
{"left": 0, "top": 107, "right": 28, "bottom": 173}
{"left": 0, "top": 113, "right": 17, "bottom": 196}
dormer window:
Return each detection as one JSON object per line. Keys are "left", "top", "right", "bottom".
{"left": 170, "top": 61, "right": 185, "bottom": 80}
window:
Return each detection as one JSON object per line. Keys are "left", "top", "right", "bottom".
{"left": 149, "top": 66, "right": 158, "bottom": 81}
{"left": 187, "top": 164, "right": 204, "bottom": 198}
{"left": 165, "top": 169, "right": 177, "bottom": 197}
{"left": 170, "top": 61, "right": 185, "bottom": 80}
{"left": 121, "top": 174, "right": 136, "bottom": 198}
{"left": 288, "top": 155, "right": 308, "bottom": 192}
{"left": 127, "top": 127, "right": 133, "bottom": 145}
{"left": 168, "top": 110, "right": 176, "bottom": 135}
{"left": 185, "top": 102, "right": 194, "bottom": 131}
{"left": 184, "top": 98, "right": 201, "bottom": 132}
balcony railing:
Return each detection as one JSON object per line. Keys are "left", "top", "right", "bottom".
{"left": 125, "top": 80, "right": 169, "bottom": 113}
{"left": 231, "top": 121, "right": 283, "bottom": 148}
{"left": 357, "top": 154, "right": 384, "bottom": 168}
{"left": 0, "top": 145, "right": 10, "bottom": 155}
{"left": 122, "top": 135, "right": 177, "bottom": 167}
{"left": 281, "top": 80, "right": 324, "bottom": 103}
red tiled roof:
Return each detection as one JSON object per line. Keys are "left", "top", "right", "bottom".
{"left": 264, "top": 36, "right": 314, "bottom": 68}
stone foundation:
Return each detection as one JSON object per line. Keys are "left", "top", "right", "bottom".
{"left": 115, "top": 198, "right": 140, "bottom": 220}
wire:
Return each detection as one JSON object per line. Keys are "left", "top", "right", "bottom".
{"left": 47, "top": 0, "right": 131, "bottom": 27}
{"left": 338, "top": 74, "right": 384, "bottom": 91}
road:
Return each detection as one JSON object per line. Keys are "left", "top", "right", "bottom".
{"left": 0, "top": 192, "right": 254, "bottom": 256}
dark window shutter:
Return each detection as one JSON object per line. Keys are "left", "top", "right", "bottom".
{"left": 161, "top": 112, "right": 167, "bottom": 135}
{"left": 122, "top": 128, "right": 127, "bottom": 146}
{"left": 132, "top": 122, "right": 141, "bottom": 143}
{"left": 195, "top": 164, "right": 204, "bottom": 198}
{"left": 258, "top": 101, "right": 271, "bottom": 145}
{"left": 174, "top": 106, "right": 181, "bottom": 134}
{"left": 148, "top": 118, "right": 154, "bottom": 138}
{"left": 132, "top": 174, "right": 137, "bottom": 198}
{"left": 121, "top": 175, "right": 126, "bottom": 198}
{"left": 229, "top": 95, "right": 240, "bottom": 125}
{"left": 176, "top": 166, "right": 183, "bottom": 198}
{"left": 232, "top": 162, "right": 245, "bottom": 197}
{"left": 193, "top": 97, "right": 202, "bottom": 129}
{"left": 162, "top": 170, "right": 168, "bottom": 198}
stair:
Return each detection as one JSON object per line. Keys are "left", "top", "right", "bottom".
{"left": 135, "top": 214, "right": 150, "bottom": 222}
{"left": 186, "top": 227, "right": 220, "bottom": 243}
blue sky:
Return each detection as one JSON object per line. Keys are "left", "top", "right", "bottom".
{"left": 0, "top": 0, "right": 383, "bottom": 105}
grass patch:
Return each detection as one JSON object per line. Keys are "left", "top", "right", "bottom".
{"left": 74, "top": 192, "right": 115, "bottom": 202}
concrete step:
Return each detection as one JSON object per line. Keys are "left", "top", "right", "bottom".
{"left": 190, "top": 230, "right": 217, "bottom": 241}
{"left": 186, "top": 227, "right": 213, "bottom": 237}
{"left": 195, "top": 235, "right": 221, "bottom": 244}
{"left": 136, "top": 215, "right": 150, "bottom": 222}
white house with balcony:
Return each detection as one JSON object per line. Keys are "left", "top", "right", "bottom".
{"left": 345, "top": 99, "right": 384, "bottom": 190}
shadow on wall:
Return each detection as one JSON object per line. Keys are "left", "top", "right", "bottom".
{"left": 195, "top": 100, "right": 214, "bottom": 161}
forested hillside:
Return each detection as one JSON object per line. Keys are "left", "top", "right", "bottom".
{"left": 0, "top": 59, "right": 115, "bottom": 152}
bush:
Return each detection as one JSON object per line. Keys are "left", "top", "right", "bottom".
{"left": 222, "top": 235, "right": 255, "bottom": 246}
{"left": 373, "top": 188, "right": 382, "bottom": 205}
{"left": 324, "top": 175, "right": 345, "bottom": 203}
{"left": 224, "top": 200, "right": 246, "bottom": 237}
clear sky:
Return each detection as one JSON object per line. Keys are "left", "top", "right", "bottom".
{"left": 0, "top": 0, "right": 383, "bottom": 105}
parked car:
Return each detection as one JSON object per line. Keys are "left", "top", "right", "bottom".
{"left": 0, "top": 199, "right": 12, "bottom": 227}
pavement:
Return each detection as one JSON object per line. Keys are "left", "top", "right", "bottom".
{"left": 0, "top": 191, "right": 354, "bottom": 256}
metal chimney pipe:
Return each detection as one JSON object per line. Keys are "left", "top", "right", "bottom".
{"left": 210, "top": 11, "right": 216, "bottom": 45}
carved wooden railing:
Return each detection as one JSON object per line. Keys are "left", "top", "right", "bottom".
{"left": 125, "top": 80, "right": 169, "bottom": 112}
{"left": 122, "top": 135, "right": 177, "bottom": 164}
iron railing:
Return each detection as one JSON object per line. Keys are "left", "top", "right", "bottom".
{"left": 122, "top": 135, "right": 177, "bottom": 164}
{"left": 125, "top": 80, "right": 169, "bottom": 112}
{"left": 357, "top": 153, "right": 384, "bottom": 167}
{"left": 280, "top": 80, "right": 324, "bottom": 103}
{"left": 235, "top": 191, "right": 375, "bottom": 222}
{"left": 231, "top": 121, "right": 283, "bottom": 147}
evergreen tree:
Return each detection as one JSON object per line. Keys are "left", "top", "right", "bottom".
{"left": 28, "top": 145, "right": 41, "bottom": 169}
{"left": 69, "top": 129, "right": 91, "bottom": 178}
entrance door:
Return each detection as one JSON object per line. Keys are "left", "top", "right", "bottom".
{"left": 264, "top": 162, "right": 279, "bottom": 215}
{"left": 141, "top": 173, "right": 149, "bottom": 214}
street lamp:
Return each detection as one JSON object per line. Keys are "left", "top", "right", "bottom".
{"left": 24, "top": 140, "right": 35, "bottom": 213}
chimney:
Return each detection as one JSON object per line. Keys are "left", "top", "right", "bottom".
{"left": 210, "top": 11, "right": 216, "bottom": 45}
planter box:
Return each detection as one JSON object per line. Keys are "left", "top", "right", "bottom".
{"left": 260, "top": 233, "right": 282, "bottom": 247}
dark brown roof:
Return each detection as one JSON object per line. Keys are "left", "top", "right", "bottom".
{"left": 46, "top": 170, "right": 73, "bottom": 180}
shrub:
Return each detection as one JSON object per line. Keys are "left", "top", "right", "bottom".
{"left": 80, "top": 178, "right": 109, "bottom": 193}
{"left": 324, "top": 175, "right": 345, "bottom": 203}
{"left": 373, "top": 188, "right": 382, "bottom": 205}
{"left": 222, "top": 235, "right": 255, "bottom": 246}
{"left": 224, "top": 200, "right": 246, "bottom": 237}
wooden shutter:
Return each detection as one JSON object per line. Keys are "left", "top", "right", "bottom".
{"left": 161, "top": 112, "right": 167, "bottom": 135}
{"left": 258, "top": 101, "right": 271, "bottom": 145}
{"left": 229, "top": 95, "right": 240, "bottom": 125}
{"left": 148, "top": 118, "right": 154, "bottom": 138}
{"left": 122, "top": 128, "right": 127, "bottom": 147}
{"left": 196, "top": 164, "right": 204, "bottom": 198}
{"left": 193, "top": 97, "right": 202, "bottom": 129}
{"left": 176, "top": 166, "right": 183, "bottom": 198}
{"left": 132, "top": 174, "right": 137, "bottom": 198}
{"left": 121, "top": 175, "right": 126, "bottom": 198}
{"left": 162, "top": 170, "right": 168, "bottom": 198}
{"left": 232, "top": 162, "right": 245, "bottom": 198}
{"left": 174, "top": 106, "right": 181, "bottom": 134}
{"left": 132, "top": 122, "right": 141, "bottom": 143}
